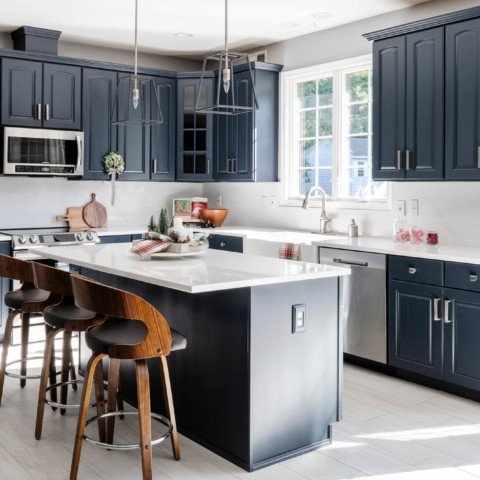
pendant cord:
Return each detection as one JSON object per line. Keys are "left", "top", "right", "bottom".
{"left": 225, "top": 0, "right": 228, "bottom": 53}
{"left": 134, "top": 0, "right": 138, "bottom": 81}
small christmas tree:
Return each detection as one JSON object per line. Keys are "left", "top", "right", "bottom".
{"left": 159, "top": 208, "right": 170, "bottom": 235}
{"left": 148, "top": 215, "right": 156, "bottom": 232}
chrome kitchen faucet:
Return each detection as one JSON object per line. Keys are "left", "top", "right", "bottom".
{"left": 302, "top": 186, "right": 331, "bottom": 233}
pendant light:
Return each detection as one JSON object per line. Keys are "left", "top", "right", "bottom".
{"left": 111, "top": 0, "right": 163, "bottom": 126}
{"left": 194, "top": 0, "right": 258, "bottom": 115}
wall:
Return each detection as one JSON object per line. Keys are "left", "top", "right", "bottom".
{"left": 0, "top": 177, "right": 202, "bottom": 229}
{"left": 203, "top": 0, "right": 480, "bottom": 247}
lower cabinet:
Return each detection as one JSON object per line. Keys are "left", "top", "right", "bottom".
{"left": 388, "top": 256, "right": 480, "bottom": 391}
{"left": 209, "top": 234, "right": 243, "bottom": 253}
{"left": 99, "top": 234, "right": 136, "bottom": 244}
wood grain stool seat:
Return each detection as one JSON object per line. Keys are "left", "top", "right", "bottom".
{"left": 31, "top": 262, "right": 117, "bottom": 441}
{"left": 0, "top": 254, "right": 60, "bottom": 406}
{"left": 70, "top": 274, "right": 186, "bottom": 480}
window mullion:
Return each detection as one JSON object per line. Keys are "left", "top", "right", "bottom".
{"left": 331, "top": 69, "right": 342, "bottom": 201}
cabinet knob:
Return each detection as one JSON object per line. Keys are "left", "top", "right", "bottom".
{"left": 470, "top": 274, "right": 478, "bottom": 282}
{"left": 408, "top": 267, "right": 416, "bottom": 275}
{"left": 220, "top": 241, "right": 226, "bottom": 247}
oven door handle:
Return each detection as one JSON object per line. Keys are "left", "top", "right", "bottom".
{"left": 13, "top": 250, "right": 44, "bottom": 261}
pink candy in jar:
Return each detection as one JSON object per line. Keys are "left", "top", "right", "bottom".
{"left": 395, "top": 228, "right": 410, "bottom": 243}
{"left": 410, "top": 226, "right": 425, "bottom": 244}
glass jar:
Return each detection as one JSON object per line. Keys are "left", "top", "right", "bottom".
{"left": 394, "top": 217, "right": 410, "bottom": 243}
{"left": 410, "top": 223, "right": 425, "bottom": 244}
{"left": 426, "top": 230, "right": 439, "bottom": 245}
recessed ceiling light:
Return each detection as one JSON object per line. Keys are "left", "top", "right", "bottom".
{"left": 175, "top": 32, "right": 193, "bottom": 38}
{"left": 311, "top": 12, "right": 333, "bottom": 19}
{"left": 280, "top": 22, "right": 300, "bottom": 28}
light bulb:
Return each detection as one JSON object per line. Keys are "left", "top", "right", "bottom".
{"left": 222, "top": 68, "right": 231, "bottom": 93}
{"left": 132, "top": 87, "right": 139, "bottom": 110}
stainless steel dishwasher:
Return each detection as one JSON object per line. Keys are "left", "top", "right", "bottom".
{"left": 320, "top": 247, "right": 387, "bottom": 364}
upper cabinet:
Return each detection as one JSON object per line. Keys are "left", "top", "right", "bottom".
{"left": 1, "top": 58, "right": 81, "bottom": 129}
{"left": 366, "top": 7, "right": 480, "bottom": 181}
{"left": 176, "top": 76, "right": 214, "bottom": 181}
{"left": 213, "top": 64, "right": 281, "bottom": 182}
{"left": 445, "top": 18, "right": 480, "bottom": 180}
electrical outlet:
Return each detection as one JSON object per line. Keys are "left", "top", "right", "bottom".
{"left": 396, "top": 200, "right": 406, "bottom": 217}
{"left": 145, "top": 195, "right": 152, "bottom": 208}
{"left": 411, "top": 199, "right": 419, "bottom": 217}
{"left": 268, "top": 195, "right": 277, "bottom": 208}
{"left": 292, "top": 304, "right": 306, "bottom": 333}
{"left": 216, "top": 195, "right": 222, "bottom": 207}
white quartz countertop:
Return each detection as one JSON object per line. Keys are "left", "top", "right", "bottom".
{"left": 33, "top": 243, "right": 350, "bottom": 294}
{"left": 0, "top": 235, "right": 11, "bottom": 242}
{"left": 93, "top": 225, "right": 145, "bottom": 236}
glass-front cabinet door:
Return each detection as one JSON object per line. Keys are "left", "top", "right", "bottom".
{"left": 176, "top": 77, "right": 213, "bottom": 181}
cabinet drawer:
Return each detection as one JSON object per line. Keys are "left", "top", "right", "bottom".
{"left": 446, "top": 263, "right": 480, "bottom": 292}
{"left": 209, "top": 234, "right": 243, "bottom": 253}
{"left": 99, "top": 235, "right": 132, "bottom": 244}
{"left": 388, "top": 256, "right": 444, "bottom": 286}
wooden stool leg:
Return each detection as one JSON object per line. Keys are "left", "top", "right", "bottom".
{"left": 0, "top": 310, "right": 20, "bottom": 406}
{"left": 106, "top": 358, "right": 121, "bottom": 444}
{"left": 159, "top": 356, "right": 180, "bottom": 460}
{"left": 60, "top": 330, "right": 73, "bottom": 415}
{"left": 35, "top": 327, "right": 60, "bottom": 440}
{"left": 135, "top": 359, "right": 152, "bottom": 480}
{"left": 117, "top": 374, "right": 125, "bottom": 420}
{"left": 20, "top": 312, "right": 30, "bottom": 388}
{"left": 93, "top": 358, "right": 106, "bottom": 443}
{"left": 70, "top": 353, "right": 105, "bottom": 480}
{"left": 70, "top": 339, "right": 78, "bottom": 392}
{"left": 45, "top": 325, "right": 58, "bottom": 409}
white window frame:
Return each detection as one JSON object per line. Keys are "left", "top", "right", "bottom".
{"left": 279, "top": 54, "right": 391, "bottom": 211}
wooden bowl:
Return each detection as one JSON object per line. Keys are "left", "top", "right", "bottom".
{"left": 199, "top": 208, "right": 229, "bottom": 227}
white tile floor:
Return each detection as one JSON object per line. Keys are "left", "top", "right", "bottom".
{"left": 2, "top": 354, "right": 480, "bottom": 480}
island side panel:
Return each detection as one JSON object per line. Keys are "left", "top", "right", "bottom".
{"left": 79, "top": 267, "right": 252, "bottom": 469}
{"left": 249, "top": 277, "right": 341, "bottom": 469}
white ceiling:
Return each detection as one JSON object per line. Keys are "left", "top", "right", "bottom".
{"left": 0, "top": 0, "right": 429, "bottom": 59}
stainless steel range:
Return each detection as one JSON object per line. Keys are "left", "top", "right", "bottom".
{"left": 2, "top": 227, "right": 99, "bottom": 261}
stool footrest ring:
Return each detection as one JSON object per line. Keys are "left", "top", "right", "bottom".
{"left": 5, "top": 356, "right": 62, "bottom": 380}
{"left": 45, "top": 380, "right": 96, "bottom": 410}
{"left": 84, "top": 411, "right": 172, "bottom": 451}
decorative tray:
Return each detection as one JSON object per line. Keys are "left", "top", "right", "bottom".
{"left": 151, "top": 249, "right": 207, "bottom": 259}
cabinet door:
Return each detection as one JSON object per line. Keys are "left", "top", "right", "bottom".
{"left": 82, "top": 68, "right": 117, "bottom": 180}
{"left": 43, "top": 63, "right": 81, "bottom": 130}
{"left": 388, "top": 280, "right": 443, "bottom": 378}
{"left": 99, "top": 235, "right": 132, "bottom": 244}
{"left": 445, "top": 18, "right": 480, "bottom": 180}
{"left": 209, "top": 234, "right": 243, "bottom": 253}
{"left": 117, "top": 72, "right": 150, "bottom": 181}
{"left": 150, "top": 77, "right": 175, "bottom": 181}
{"left": 372, "top": 37, "right": 406, "bottom": 180}
{"left": 1, "top": 58, "right": 42, "bottom": 127}
{"left": 405, "top": 28, "right": 444, "bottom": 180}
{"left": 176, "top": 78, "right": 213, "bottom": 181}
{"left": 444, "top": 288, "right": 480, "bottom": 390}
{"left": 0, "top": 242, "right": 10, "bottom": 341}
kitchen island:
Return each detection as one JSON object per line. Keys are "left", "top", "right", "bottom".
{"left": 37, "top": 243, "right": 349, "bottom": 471}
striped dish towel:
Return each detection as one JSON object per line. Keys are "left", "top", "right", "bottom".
{"left": 131, "top": 240, "right": 169, "bottom": 258}
{"left": 279, "top": 242, "right": 300, "bottom": 260}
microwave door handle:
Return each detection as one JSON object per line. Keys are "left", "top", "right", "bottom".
{"left": 76, "top": 135, "right": 83, "bottom": 169}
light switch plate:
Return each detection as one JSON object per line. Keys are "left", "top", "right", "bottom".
{"left": 396, "top": 200, "right": 406, "bottom": 217}
{"left": 216, "top": 195, "right": 222, "bottom": 207}
{"left": 411, "top": 199, "right": 419, "bottom": 217}
{"left": 292, "top": 304, "right": 306, "bottom": 333}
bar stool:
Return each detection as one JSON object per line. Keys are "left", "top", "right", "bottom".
{"left": 0, "top": 254, "right": 60, "bottom": 406}
{"left": 70, "top": 274, "right": 186, "bottom": 480}
{"left": 32, "top": 262, "right": 112, "bottom": 440}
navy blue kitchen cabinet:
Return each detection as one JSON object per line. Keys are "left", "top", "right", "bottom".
{"left": 388, "top": 279, "right": 443, "bottom": 379}
{"left": 0, "top": 242, "right": 10, "bottom": 342}
{"left": 1, "top": 58, "right": 81, "bottom": 129}
{"left": 150, "top": 77, "right": 176, "bottom": 181}
{"left": 213, "top": 63, "right": 281, "bottom": 182}
{"left": 209, "top": 234, "right": 243, "bottom": 253}
{"left": 82, "top": 68, "right": 118, "bottom": 180}
{"left": 176, "top": 75, "right": 214, "bottom": 181}
{"left": 99, "top": 234, "right": 133, "bottom": 244}
{"left": 445, "top": 18, "right": 480, "bottom": 180}
{"left": 372, "top": 28, "right": 444, "bottom": 180}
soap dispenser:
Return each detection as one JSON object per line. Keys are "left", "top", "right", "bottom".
{"left": 348, "top": 219, "right": 358, "bottom": 237}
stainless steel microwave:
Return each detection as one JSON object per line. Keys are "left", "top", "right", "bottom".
{"left": 3, "top": 127, "right": 84, "bottom": 176}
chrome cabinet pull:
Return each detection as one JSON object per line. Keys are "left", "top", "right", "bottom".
{"left": 232, "top": 158, "right": 236, "bottom": 173}
{"left": 153, "top": 158, "right": 157, "bottom": 173}
{"left": 397, "top": 150, "right": 402, "bottom": 170}
{"left": 478, "top": 146, "right": 480, "bottom": 169}
{"left": 207, "top": 158, "right": 211, "bottom": 174}
{"left": 406, "top": 150, "right": 411, "bottom": 170}
{"left": 220, "top": 241, "right": 226, "bottom": 247}
{"left": 433, "top": 297, "right": 441, "bottom": 321}
{"left": 45, "top": 104, "right": 50, "bottom": 121}
{"left": 409, "top": 267, "right": 416, "bottom": 275}
{"left": 37, "top": 104, "right": 42, "bottom": 120}
{"left": 470, "top": 274, "right": 478, "bottom": 282}
{"left": 444, "top": 299, "right": 452, "bottom": 324}
{"left": 226, "top": 158, "right": 231, "bottom": 173}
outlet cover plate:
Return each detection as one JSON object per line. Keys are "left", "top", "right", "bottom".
{"left": 292, "top": 304, "right": 306, "bottom": 333}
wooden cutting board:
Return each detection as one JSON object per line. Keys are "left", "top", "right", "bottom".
{"left": 83, "top": 193, "right": 107, "bottom": 228}
{"left": 56, "top": 207, "right": 90, "bottom": 231}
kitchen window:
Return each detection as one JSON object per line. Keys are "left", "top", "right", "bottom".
{"left": 280, "top": 55, "right": 389, "bottom": 208}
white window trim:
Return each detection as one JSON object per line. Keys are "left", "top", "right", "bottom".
{"left": 278, "top": 54, "right": 392, "bottom": 211}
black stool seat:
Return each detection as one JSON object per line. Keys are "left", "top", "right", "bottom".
{"left": 5, "top": 287, "right": 49, "bottom": 309}
{"left": 86, "top": 319, "right": 187, "bottom": 355}
{"left": 44, "top": 304, "right": 95, "bottom": 329}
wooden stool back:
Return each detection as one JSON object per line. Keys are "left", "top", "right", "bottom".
{"left": 70, "top": 274, "right": 172, "bottom": 359}
{"left": 0, "top": 254, "right": 34, "bottom": 283}
{"left": 32, "top": 262, "right": 74, "bottom": 297}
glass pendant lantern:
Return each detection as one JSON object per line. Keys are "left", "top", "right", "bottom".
{"left": 194, "top": 0, "right": 259, "bottom": 115}
{"left": 111, "top": 0, "right": 163, "bottom": 126}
